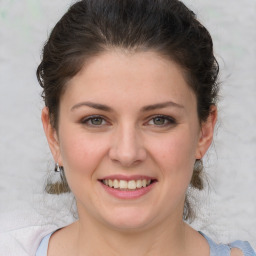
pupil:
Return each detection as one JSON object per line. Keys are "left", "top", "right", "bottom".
{"left": 92, "top": 118, "right": 102, "bottom": 125}
{"left": 154, "top": 117, "right": 165, "bottom": 125}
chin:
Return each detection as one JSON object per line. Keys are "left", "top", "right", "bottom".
{"left": 101, "top": 207, "right": 155, "bottom": 231}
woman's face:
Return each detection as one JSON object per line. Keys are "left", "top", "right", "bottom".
{"left": 43, "top": 51, "right": 216, "bottom": 230}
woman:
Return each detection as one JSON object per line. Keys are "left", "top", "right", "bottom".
{"left": 36, "top": 0, "right": 255, "bottom": 255}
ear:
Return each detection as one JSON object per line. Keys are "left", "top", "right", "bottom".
{"left": 41, "top": 107, "right": 62, "bottom": 165}
{"left": 195, "top": 105, "right": 217, "bottom": 159}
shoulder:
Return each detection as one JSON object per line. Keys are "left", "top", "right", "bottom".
{"left": 36, "top": 224, "right": 75, "bottom": 256}
{"left": 229, "top": 240, "right": 256, "bottom": 256}
{"left": 199, "top": 231, "right": 256, "bottom": 256}
{"left": 47, "top": 222, "right": 78, "bottom": 256}
{"left": 230, "top": 248, "right": 244, "bottom": 256}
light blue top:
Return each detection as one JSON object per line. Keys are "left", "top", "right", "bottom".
{"left": 36, "top": 232, "right": 52, "bottom": 256}
{"left": 36, "top": 230, "right": 256, "bottom": 256}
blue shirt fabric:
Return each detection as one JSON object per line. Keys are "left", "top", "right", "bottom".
{"left": 36, "top": 232, "right": 52, "bottom": 256}
{"left": 36, "top": 230, "right": 256, "bottom": 256}
{"left": 198, "top": 231, "right": 256, "bottom": 256}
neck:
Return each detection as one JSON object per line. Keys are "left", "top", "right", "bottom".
{"left": 71, "top": 210, "right": 192, "bottom": 256}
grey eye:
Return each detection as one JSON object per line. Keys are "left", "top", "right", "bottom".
{"left": 147, "top": 115, "right": 176, "bottom": 126}
{"left": 153, "top": 117, "right": 166, "bottom": 125}
{"left": 90, "top": 117, "right": 104, "bottom": 125}
{"left": 81, "top": 115, "right": 108, "bottom": 127}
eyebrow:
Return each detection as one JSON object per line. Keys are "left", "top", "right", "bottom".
{"left": 141, "top": 101, "right": 184, "bottom": 111}
{"left": 71, "top": 102, "right": 113, "bottom": 112}
{"left": 71, "top": 101, "right": 184, "bottom": 112}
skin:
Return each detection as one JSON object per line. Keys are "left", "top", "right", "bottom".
{"left": 42, "top": 50, "right": 221, "bottom": 256}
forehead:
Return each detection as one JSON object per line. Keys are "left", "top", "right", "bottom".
{"left": 62, "top": 50, "right": 196, "bottom": 110}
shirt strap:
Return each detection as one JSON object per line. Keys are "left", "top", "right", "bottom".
{"left": 198, "top": 231, "right": 230, "bottom": 256}
{"left": 228, "top": 240, "right": 256, "bottom": 256}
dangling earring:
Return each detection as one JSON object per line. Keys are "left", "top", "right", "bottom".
{"left": 54, "top": 163, "right": 63, "bottom": 172}
{"left": 194, "top": 159, "right": 203, "bottom": 172}
{"left": 190, "top": 159, "right": 204, "bottom": 190}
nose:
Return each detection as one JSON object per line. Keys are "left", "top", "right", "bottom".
{"left": 108, "top": 123, "right": 147, "bottom": 167}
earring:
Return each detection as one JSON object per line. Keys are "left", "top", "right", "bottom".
{"left": 190, "top": 159, "right": 204, "bottom": 190}
{"left": 194, "top": 159, "right": 203, "bottom": 172}
{"left": 54, "top": 163, "right": 63, "bottom": 172}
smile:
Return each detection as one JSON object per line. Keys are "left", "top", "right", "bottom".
{"left": 99, "top": 176, "right": 157, "bottom": 199}
{"left": 101, "top": 179, "right": 153, "bottom": 190}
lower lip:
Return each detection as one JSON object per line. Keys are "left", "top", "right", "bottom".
{"left": 100, "top": 182, "right": 156, "bottom": 199}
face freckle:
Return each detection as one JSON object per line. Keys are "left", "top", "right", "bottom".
{"left": 49, "top": 50, "right": 210, "bottom": 230}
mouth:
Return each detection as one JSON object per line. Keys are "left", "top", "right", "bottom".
{"left": 99, "top": 178, "right": 157, "bottom": 191}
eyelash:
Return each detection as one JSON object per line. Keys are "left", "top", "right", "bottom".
{"left": 147, "top": 115, "right": 176, "bottom": 127}
{"left": 80, "top": 115, "right": 176, "bottom": 127}
{"left": 81, "top": 115, "right": 108, "bottom": 127}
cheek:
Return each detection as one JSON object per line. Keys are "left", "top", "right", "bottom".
{"left": 58, "top": 128, "right": 108, "bottom": 178}
{"left": 149, "top": 128, "right": 199, "bottom": 178}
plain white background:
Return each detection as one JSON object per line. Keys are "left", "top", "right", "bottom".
{"left": 0, "top": 0, "right": 255, "bottom": 248}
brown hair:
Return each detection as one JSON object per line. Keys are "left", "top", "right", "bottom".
{"left": 37, "top": 0, "right": 219, "bottom": 222}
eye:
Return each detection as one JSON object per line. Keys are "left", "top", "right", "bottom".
{"left": 81, "top": 115, "right": 107, "bottom": 126}
{"left": 147, "top": 115, "right": 176, "bottom": 126}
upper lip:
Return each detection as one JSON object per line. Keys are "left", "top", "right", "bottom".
{"left": 99, "top": 174, "right": 157, "bottom": 181}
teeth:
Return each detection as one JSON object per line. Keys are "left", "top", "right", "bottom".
{"left": 103, "top": 179, "right": 152, "bottom": 189}
{"left": 128, "top": 180, "right": 136, "bottom": 189}
{"left": 119, "top": 180, "right": 128, "bottom": 189}
{"left": 136, "top": 180, "right": 142, "bottom": 188}
{"left": 113, "top": 179, "right": 119, "bottom": 188}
